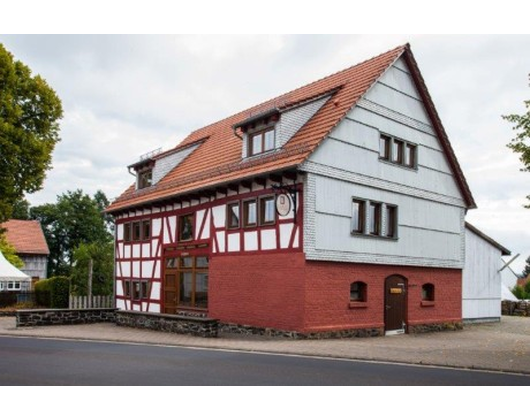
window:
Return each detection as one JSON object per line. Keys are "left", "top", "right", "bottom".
{"left": 248, "top": 128, "right": 275, "bottom": 156}
{"left": 179, "top": 214, "right": 194, "bottom": 242}
{"left": 123, "top": 223, "right": 131, "bottom": 242}
{"left": 350, "top": 281, "right": 367, "bottom": 302}
{"left": 227, "top": 202, "right": 240, "bottom": 229}
{"left": 392, "top": 140, "right": 404, "bottom": 164}
{"left": 422, "top": 283, "right": 435, "bottom": 301}
{"left": 405, "top": 144, "right": 416, "bottom": 167}
{"left": 259, "top": 196, "right": 275, "bottom": 225}
{"left": 132, "top": 222, "right": 141, "bottom": 241}
{"left": 124, "top": 281, "right": 131, "bottom": 298}
{"left": 142, "top": 220, "right": 151, "bottom": 240}
{"left": 7, "top": 281, "right": 21, "bottom": 291}
{"left": 379, "top": 135, "right": 391, "bottom": 160}
{"left": 243, "top": 199, "right": 257, "bottom": 227}
{"left": 138, "top": 169, "right": 153, "bottom": 189}
{"left": 351, "top": 199, "right": 365, "bottom": 234}
{"left": 385, "top": 205, "right": 397, "bottom": 238}
{"left": 369, "top": 202, "right": 381, "bottom": 235}
{"left": 176, "top": 255, "right": 209, "bottom": 309}
{"left": 380, "top": 133, "right": 417, "bottom": 169}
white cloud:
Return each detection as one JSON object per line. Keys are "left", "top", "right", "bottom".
{"left": 2, "top": 34, "right": 529, "bottom": 272}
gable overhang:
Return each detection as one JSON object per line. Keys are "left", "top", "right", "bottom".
{"left": 466, "top": 222, "right": 511, "bottom": 256}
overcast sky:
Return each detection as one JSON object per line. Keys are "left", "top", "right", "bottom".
{"left": 1, "top": 35, "right": 529, "bottom": 273}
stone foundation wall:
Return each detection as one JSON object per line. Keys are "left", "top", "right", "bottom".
{"left": 220, "top": 323, "right": 384, "bottom": 339}
{"left": 408, "top": 321, "right": 463, "bottom": 334}
{"left": 16, "top": 308, "right": 116, "bottom": 327}
{"left": 115, "top": 310, "right": 218, "bottom": 338}
{"left": 502, "top": 300, "right": 530, "bottom": 316}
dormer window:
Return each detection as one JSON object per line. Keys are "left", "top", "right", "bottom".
{"left": 137, "top": 168, "right": 153, "bottom": 189}
{"left": 249, "top": 127, "right": 275, "bottom": 156}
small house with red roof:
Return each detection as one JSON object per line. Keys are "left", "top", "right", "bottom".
{"left": 2, "top": 219, "right": 50, "bottom": 284}
{"left": 106, "top": 44, "right": 476, "bottom": 336}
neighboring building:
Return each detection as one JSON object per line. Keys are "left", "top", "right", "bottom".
{"left": 0, "top": 250, "right": 31, "bottom": 292}
{"left": 2, "top": 220, "right": 49, "bottom": 283}
{"left": 106, "top": 44, "right": 477, "bottom": 336}
{"left": 463, "top": 222, "right": 511, "bottom": 322}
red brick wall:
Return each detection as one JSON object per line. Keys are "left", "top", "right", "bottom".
{"left": 304, "top": 261, "right": 462, "bottom": 332}
{"left": 209, "top": 252, "right": 307, "bottom": 331}
{"left": 210, "top": 254, "right": 462, "bottom": 333}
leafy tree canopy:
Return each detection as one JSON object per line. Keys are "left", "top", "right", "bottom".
{"left": 30, "top": 189, "right": 113, "bottom": 277}
{"left": 71, "top": 241, "right": 114, "bottom": 297}
{"left": 0, "top": 43, "right": 63, "bottom": 223}
{"left": 522, "top": 255, "right": 530, "bottom": 279}
{"left": 0, "top": 233, "right": 23, "bottom": 268}
{"left": 11, "top": 197, "right": 31, "bottom": 220}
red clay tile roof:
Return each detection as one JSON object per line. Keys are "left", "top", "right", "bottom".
{"left": 2, "top": 220, "right": 50, "bottom": 255}
{"left": 107, "top": 44, "right": 476, "bottom": 213}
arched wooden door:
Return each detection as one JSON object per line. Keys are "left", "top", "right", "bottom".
{"left": 384, "top": 275, "right": 407, "bottom": 334}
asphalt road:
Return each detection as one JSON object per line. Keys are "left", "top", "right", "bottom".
{"left": 1, "top": 336, "right": 528, "bottom": 385}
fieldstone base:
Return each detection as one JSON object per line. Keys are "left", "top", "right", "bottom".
{"left": 16, "top": 308, "right": 116, "bottom": 327}
{"left": 408, "top": 321, "right": 463, "bottom": 334}
{"left": 220, "top": 323, "right": 384, "bottom": 339}
{"left": 115, "top": 310, "right": 218, "bottom": 338}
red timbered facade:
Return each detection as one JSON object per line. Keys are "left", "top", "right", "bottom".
{"left": 108, "top": 44, "right": 476, "bottom": 336}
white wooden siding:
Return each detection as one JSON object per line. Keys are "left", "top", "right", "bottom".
{"left": 301, "top": 55, "right": 467, "bottom": 269}
{"left": 462, "top": 228, "right": 502, "bottom": 320}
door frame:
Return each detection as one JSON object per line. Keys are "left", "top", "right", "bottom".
{"left": 384, "top": 275, "right": 408, "bottom": 335}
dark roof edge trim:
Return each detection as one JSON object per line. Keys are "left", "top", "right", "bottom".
{"left": 465, "top": 222, "right": 511, "bottom": 256}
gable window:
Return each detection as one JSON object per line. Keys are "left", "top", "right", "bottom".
{"left": 227, "top": 202, "right": 240, "bottom": 229}
{"left": 405, "top": 144, "right": 416, "bottom": 168}
{"left": 392, "top": 140, "right": 404, "bottom": 164}
{"left": 422, "top": 283, "right": 435, "bottom": 301}
{"left": 369, "top": 202, "right": 381, "bottom": 235}
{"left": 138, "top": 168, "right": 153, "bottom": 189}
{"left": 385, "top": 205, "right": 397, "bottom": 238}
{"left": 179, "top": 214, "right": 194, "bottom": 242}
{"left": 380, "top": 135, "right": 391, "bottom": 160}
{"left": 123, "top": 223, "right": 131, "bottom": 242}
{"left": 243, "top": 199, "right": 257, "bottom": 227}
{"left": 249, "top": 128, "right": 275, "bottom": 156}
{"left": 259, "top": 196, "right": 275, "bottom": 225}
{"left": 350, "top": 281, "right": 367, "bottom": 302}
{"left": 132, "top": 222, "right": 142, "bottom": 241}
{"left": 379, "top": 133, "right": 417, "bottom": 169}
{"left": 351, "top": 199, "right": 365, "bottom": 234}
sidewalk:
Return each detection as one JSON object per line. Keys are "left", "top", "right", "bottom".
{"left": 1, "top": 316, "right": 529, "bottom": 374}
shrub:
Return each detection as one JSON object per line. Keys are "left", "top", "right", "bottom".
{"left": 512, "top": 285, "right": 528, "bottom": 300}
{"left": 34, "top": 279, "right": 52, "bottom": 307}
{"left": 49, "top": 276, "right": 70, "bottom": 308}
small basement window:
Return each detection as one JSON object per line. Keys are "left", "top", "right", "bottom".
{"left": 422, "top": 283, "right": 435, "bottom": 301}
{"left": 350, "top": 281, "right": 367, "bottom": 302}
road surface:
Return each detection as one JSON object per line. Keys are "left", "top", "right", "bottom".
{"left": 0, "top": 336, "right": 528, "bottom": 385}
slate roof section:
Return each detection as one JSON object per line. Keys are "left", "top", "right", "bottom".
{"left": 2, "top": 219, "right": 50, "bottom": 255}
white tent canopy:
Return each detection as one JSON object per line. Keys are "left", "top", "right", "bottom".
{"left": 501, "top": 282, "right": 519, "bottom": 302}
{"left": 0, "top": 250, "right": 31, "bottom": 292}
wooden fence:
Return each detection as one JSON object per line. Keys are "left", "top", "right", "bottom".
{"left": 69, "top": 295, "right": 114, "bottom": 309}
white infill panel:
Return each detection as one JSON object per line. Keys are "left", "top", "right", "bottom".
{"left": 227, "top": 233, "right": 240, "bottom": 252}
{"left": 152, "top": 218, "right": 162, "bottom": 236}
{"left": 195, "top": 209, "right": 205, "bottom": 240}
{"left": 149, "top": 303, "right": 161, "bottom": 313}
{"left": 116, "top": 281, "right": 124, "bottom": 296}
{"left": 168, "top": 216, "right": 177, "bottom": 243}
{"left": 118, "top": 243, "right": 124, "bottom": 260}
{"left": 132, "top": 244, "right": 141, "bottom": 258}
{"left": 121, "top": 262, "right": 131, "bottom": 277}
{"left": 261, "top": 229, "right": 276, "bottom": 250}
{"left": 124, "top": 245, "right": 131, "bottom": 259}
{"left": 151, "top": 282, "right": 161, "bottom": 300}
{"left": 132, "top": 261, "right": 140, "bottom": 277}
{"left": 116, "top": 299, "right": 126, "bottom": 310}
{"left": 279, "top": 223, "right": 294, "bottom": 248}
{"left": 201, "top": 210, "right": 211, "bottom": 239}
{"left": 212, "top": 205, "right": 226, "bottom": 228}
{"left": 292, "top": 227, "right": 300, "bottom": 248}
{"left": 152, "top": 239, "right": 160, "bottom": 257}
{"left": 142, "top": 243, "right": 150, "bottom": 258}
{"left": 153, "top": 261, "right": 160, "bottom": 279}
{"left": 244, "top": 231, "right": 258, "bottom": 251}
{"left": 116, "top": 224, "right": 124, "bottom": 241}
{"left": 142, "top": 261, "right": 154, "bottom": 278}
{"left": 216, "top": 231, "right": 226, "bottom": 253}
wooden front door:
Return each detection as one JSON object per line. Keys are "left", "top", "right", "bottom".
{"left": 384, "top": 275, "right": 407, "bottom": 333}
{"left": 163, "top": 257, "right": 178, "bottom": 314}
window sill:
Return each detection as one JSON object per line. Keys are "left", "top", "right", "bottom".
{"left": 349, "top": 301, "right": 368, "bottom": 309}
{"left": 379, "top": 157, "right": 418, "bottom": 172}
{"left": 350, "top": 232, "right": 399, "bottom": 241}
{"left": 421, "top": 301, "right": 435, "bottom": 307}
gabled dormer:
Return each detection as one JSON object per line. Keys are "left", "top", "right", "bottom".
{"left": 128, "top": 141, "right": 203, "bottom": 191}
{"left": 234, "top": 89, "right": 337, "bottom": 160}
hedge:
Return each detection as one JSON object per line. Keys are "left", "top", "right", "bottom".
{"left": 34, "top": 277, "right": 70, "bottom": 308}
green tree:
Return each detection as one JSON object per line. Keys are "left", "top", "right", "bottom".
{"left": 30, "top": 189, "right": 113, "bottom": 276}
{"left": 522, "top": 255, "right": 530, "bottom": 278}
{"left": 0, "top": 43, "right": 63, "bottom": 223}
{"left": 71, "top": 241, "right": 114, "bottom": 296}
{"left": 11, "top": 197, "right": 30, "bottom": 220}
{"left": 0, "top": 233, "right": 23, "bottom": 268}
